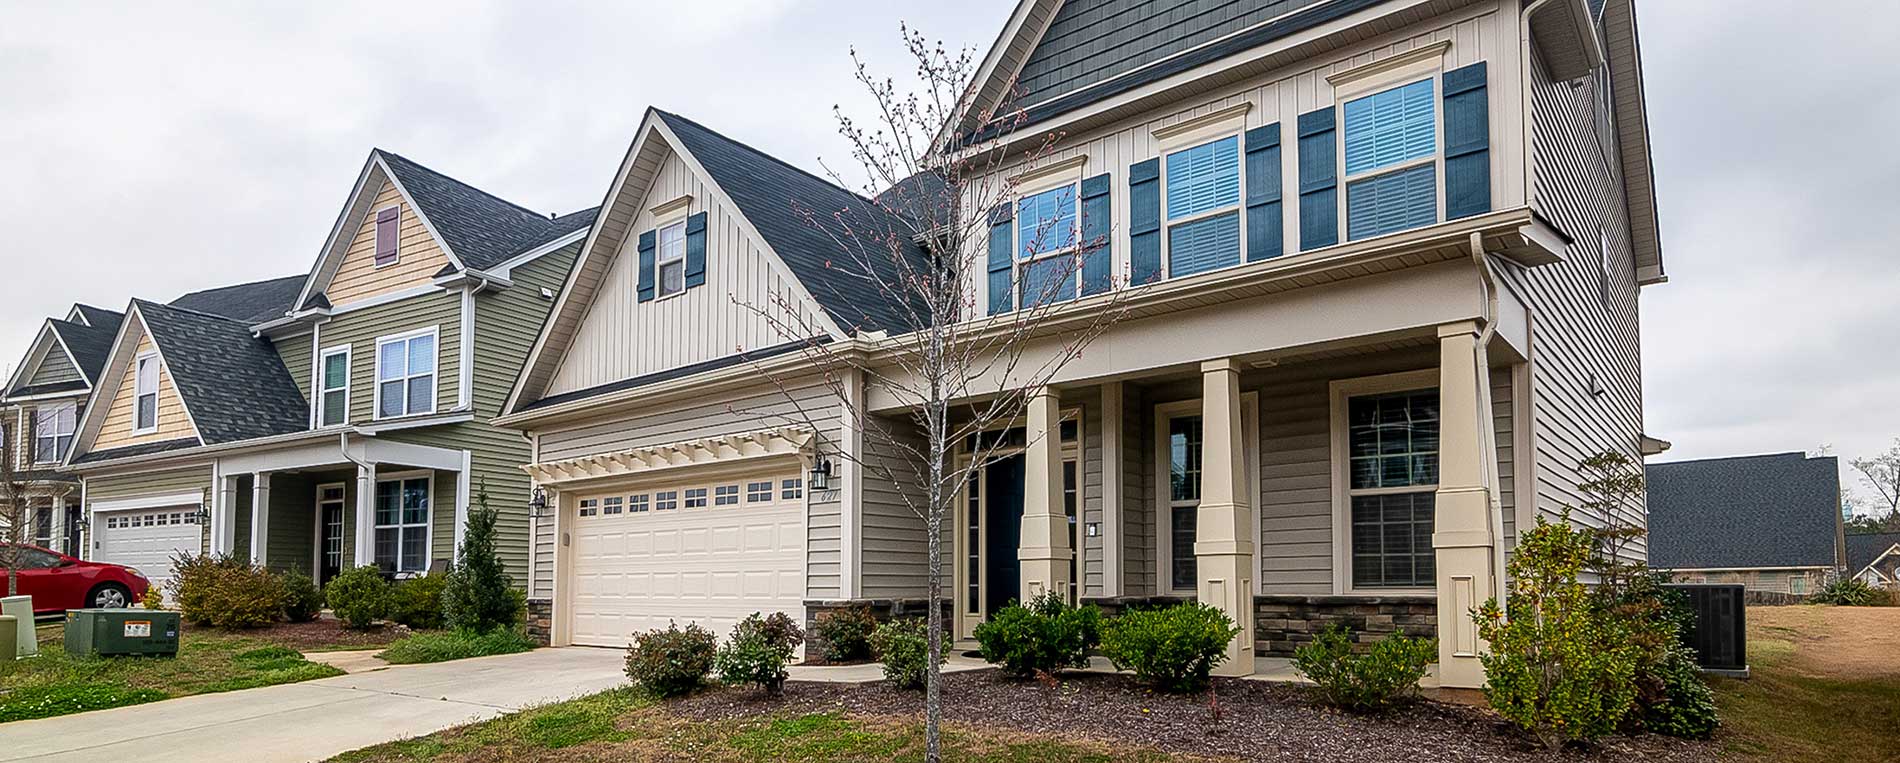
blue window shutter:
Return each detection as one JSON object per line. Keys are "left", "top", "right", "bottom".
{"left": 1297, "top": 109, "right": 1338, "bottom": 250}
{"left": 1128, "top": 158, "right": 1161, "bottom": 286}
{"left": 1244, "top": 123, "right": 1283, "bottom": 262}
{"left": 683, "top": 212, "right": 708, "bottom": 288}
{"left": 1347, "top": 164, "right": 1437, "bottom": 240}
{"left": 1080, "top": 173, "right": 1112, "bottom": 295}
{"left": 987, "top": 204, "right": 1014, "bottom": 315}
{"left": 1167, "top": 211, "right": 1241, "bottom": 277}
{"left": 636, "top": 229, "right": 657, "bottom": 302}
{"left": 1443, "top": 62, "right": 1492, "bottom": 220}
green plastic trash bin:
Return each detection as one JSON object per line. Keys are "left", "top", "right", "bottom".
{"left": 64, "top": 609, "right": 179, "bottom": 657}
{"left": 0, "top": 614, "right": 15, "bottom": 661}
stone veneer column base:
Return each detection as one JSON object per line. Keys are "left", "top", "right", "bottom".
{"left": 1252, "top": 594, "right": 1437, "bottom": 657}
{"left": 525, "top": 599, "right": 554, "bottom": 646}
{"left": 802, "top": 598, "right": 954, "bottom": 664}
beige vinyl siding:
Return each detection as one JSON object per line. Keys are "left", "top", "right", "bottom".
{"left": 26, "top": 346, "right": 82, "bottom": 386}
{"left": 95, "top": 332, "right": 197, "bottom": 450}
{"left": 1074, "top": 389, "right": 1105, "bottom": 597}
{"left": 531, "top": 378, "right": 845, "bottom": 600}
{"left": 319, "top": 289, "right": 461, "bottom": 424}
{"left": 544, "top": 147, "right": 823, "bottom": 397}
{"left": 859, "top": 413, "right": 929, "bottom": 600}
{"left": 326, "top": 181, "right": 453, "bottom": 306}
{"left": 277, "top": 331, "right": 315, "bottom": 404}
{"left": 1120, "top": 384, "right": 1154, "bottom": 596}
{"left": 960, "top": 4, "right": 1524, "bottom": 312}
{"left": 1509, "top": 41, "right": 1646, "bottom": 556}
{"left": 84, "top": 465, "right": 214, "bottom": 557}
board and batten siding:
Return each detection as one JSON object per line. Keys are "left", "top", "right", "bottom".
{"left": 543, "top": 146, "right": 822, "bottom": 397}
{"left": 276, "top": 331, "right": 315, "bottom": 404}
{"left": 530, "top": 378, "right": 845, "bottom": 600}
{"left": 319, "top": 289, "right": 462, "bottom": 425}
{"left": 965, "top": 2, "right": 1525, "bottom": 314}
{"left": 325, "top": 181, "right": 454, "bottom": 307}
{"left": 26, "top": 347, "right": 82, "bottom": 386}
{"left": 1505, "top": 37, "right": 1646, "bottom": 558}
{"left": 95, "top": 332, "right": 197, "bottom": 450}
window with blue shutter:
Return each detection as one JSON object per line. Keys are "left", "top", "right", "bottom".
{"left": 1161, "top": 135, "right": 1242, "bottom": 278}
{"left": 1128, "top": 159, "right": 1162, "bottom": 286}
{"left": 1442, "top": 62, "right": 1491, "bottom": 220}
{"left": 635, "top": 229, "right": 657, "bottom": 303}
{"left": 1341, "top": 78, "right": 1440, "bottom": 241}
{"left": 1079, "top": 173, "right": 1112, "bottom": 295}
{"left": 1243, "top": 124, "right": 1283, "bottom": 262}
{"left": 683, "top": 212, "right": 708, "bottom": 288}
{"left": 986, "top": 205, "right": 1014, "bottom": 315}
{"left": 1017, "top": 185, "right": 1077, "bottom": 259}
{"left": 1297, "top": 109, "right": 1338, "bottom": 250}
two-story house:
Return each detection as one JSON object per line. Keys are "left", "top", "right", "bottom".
{"left": 2, "top": 304, "right": 123, "bottom": 558}
{"left": 495, "top": 0, "right": 1661, "bottom": 689}
{"left": 60, "top": 150, "right": 594, "bottom": 594}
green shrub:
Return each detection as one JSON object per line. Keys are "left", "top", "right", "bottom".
{"left": 715, "top": 612, "right": 805, "bottom": 694}
{"left": 325, "top": 566, "right": 390, "bottom": 629}
{"left": 167, "top": 553, "right": 285, "bottom": 628}
{"left": 1474, "top": 515, "right": 1640, "bottom": 750}
{"left": 388, "top": 574, "right": 448, "bottom": 630}
{"left": 442, "top": 485, "right": 523, "bottom": 634}
{"left": 1099, "top": 602, "right": 1240, "bottom": 693}
{"left": 1641, "top": 643, "right": 1719, "bottom": 739}
{"left": 813, "top": 605, "right": 877, "bottom": 663}
{"left": 973, "top": 592, "right": 1101, "bottom": 678}
{"left": 1811, "top": 576, "right": 1879, "bottom": 606}
{"left": 279, "top": 571, "right": 324, "bottom": 623}
{"left": 1291, "top": 625, "right": 1436, "bottom": 711}
{"left": 870, "top": 618, "right": 940, "bottom": 690}
{"left": 626, "top": 622, "right": 718, "bottom": 697}
{"left": 378, "top": 628, "right": 538, "bottom": 664}
{"left": 142, "top": 586, "right": 165, "bottom": 610}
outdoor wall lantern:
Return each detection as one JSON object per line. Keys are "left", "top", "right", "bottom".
{"left": 195, "top": 487, "right": 212, "bottom": 526}
{"left": 808, "top": 457, "right": 834, "bottom": 492}
{"left": 529, "top": 486, "right": 550, "bottom": 519}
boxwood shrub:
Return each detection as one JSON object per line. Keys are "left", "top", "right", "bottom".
{"left": 870, "top": 618, "right": 941, "bottom": 690}
{"left": 626, "top": 622, "right": 717, "bottom": 697}
{"left": 1291, "top": 625, "right": 1436, "bottom": 711}
{"left": 973, "top": 592, "right": 1101, "bottom": 678}
{"left": 1099, "top": 602, "right": 1239, "bottom": 692}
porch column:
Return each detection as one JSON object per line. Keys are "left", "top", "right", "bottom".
{"left": 249, "top": 473, "right": 271, "bottom": 566}
{"left": 353, "top": 463, "right": 376, "bottom": 568}
{"left": 1018, "top": 387, "right": 1072, "bottom": 602}
{"left": 1196, "top": 359, "right": 1255, "bottom": 677}
{"left": 214, "top": 475, "right": 242, "bottom": 555}
{"left": 1433, "top": 322, "right": 1502, "bottom": 689}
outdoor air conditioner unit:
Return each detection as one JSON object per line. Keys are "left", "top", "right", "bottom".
{"left": 64, "top": 608, "right": 180, "bottom": 658}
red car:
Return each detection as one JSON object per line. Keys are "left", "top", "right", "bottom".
{"left": 2, "top": 543, "right": 149, "bottom": 615}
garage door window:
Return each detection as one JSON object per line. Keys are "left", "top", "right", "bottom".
{"left": 629, "top": 494, "right": 649, "bottom": 513}
{"left": 655, "top": 491, "right": 678, "bottom": 511}
{"left": 781, "top": 478, "right": 803, "bottom": 500}
{"left": 374, "top": 477, "right": 430, "bottom": 573}
{"left": 714, "top": 485, "right": 739, "bottom": 506}
{"left": 747, "top": 482, "right": 773, "bottom": 503}
{"left": 602, "top": 496, "right": 624, "bottom": 515}
{"left": 684, "top": 488, "right": 708, "bottom": 509}
{"left": 578, "top": 498, "right": 598, "bottom": 517}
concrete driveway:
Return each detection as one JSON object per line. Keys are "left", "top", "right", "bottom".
{"left": 3, "top": 647, "right": 628, "bottom": 763}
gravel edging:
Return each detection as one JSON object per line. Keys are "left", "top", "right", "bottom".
{"left": 667, "top": 670, "right": 1719, "bottom": 763}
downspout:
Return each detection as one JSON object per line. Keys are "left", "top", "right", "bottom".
{"left": 1469, "top": 232, "right": 1509, "bottom": 595}
{"left": 338, "top": 430, "right": 374, "bottom": 567}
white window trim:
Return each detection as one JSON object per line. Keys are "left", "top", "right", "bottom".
{"left": 372, "top": 327, "right": 440, "bottom": 421}
{"left": 317, "top": 344, "right": 352, "bottom": 428}
{"left": 132, "top": 350, "right": 160, "bottom": 435}
{"left": 652, "top": 208, "right": 690, "bottom": 302}
{"left": 372, "top": 470, "right": 433, "bottom": 574}
{"left": 1155, "top": 105, "right": 1250, "bottom": 282}
{"left": 373, "top": 205, "right": 402, "bottom": 269}
{"left": 1012, "top": 162, "right": 1088, "bottom": 307}
{"left": 1328, "top": 369, "right": 1440, "bottom": 596}
{"left": 1332, "top": 49, "right": 1451, "bottom": 242}
{"left": 1152, "top": 395, "right": 1258, "bottom": 596}
{"left": 33, "top": 401, "right": 76, "bottom": 465}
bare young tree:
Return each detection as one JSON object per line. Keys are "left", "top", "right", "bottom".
{"left": 1, "top": 421, "right": 29, "bottom": 597}
{"left": 735, "top": 26, "right": 1130, "bottom": 761}
{"left": 1851, "top": 439, "right": 1900, "bottom": 517}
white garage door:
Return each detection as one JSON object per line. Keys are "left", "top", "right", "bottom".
{"left": 569, "top": 472, "right": 805, "bottom": 647}
{"left": 95, "top": 507, "right": 201, "bottom": 588}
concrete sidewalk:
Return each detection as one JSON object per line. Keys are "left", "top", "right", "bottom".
{"left": 2, "top": 647, "right": 629, "bottom": 763}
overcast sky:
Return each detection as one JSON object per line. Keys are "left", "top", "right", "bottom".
{"left": 2, "top": 1, "right": 1894, "bottom": 506}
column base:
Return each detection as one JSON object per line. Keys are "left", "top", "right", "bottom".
{"left": 1433, "top": 486, "right": 1498, "bottom": 690}
{"left": 1018, "top": 556, "right": 1071, "bottom": 603}
{"left": 1196, "top": 552, "right": 1255, "bottom": 677}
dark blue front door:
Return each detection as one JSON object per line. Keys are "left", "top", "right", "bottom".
{"left": 983, "top": 454, "right": 1026, "bottom": 615}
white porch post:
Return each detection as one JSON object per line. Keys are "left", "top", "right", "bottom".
{"left": 1196, "top": 359, "right": 1255, "bottom": 677}
{"left": 1019, "top": 387, "right": 1072, "bottom": 602}
{"left": 353, "top": 464, "right": 376, "bottom": 568}
{"left": 1433, "top": 321, "right": 1502, "bottom": 689}
{"left": 249, "top": 473, "right": 271, "bottom": 566}
{"left": 214, "top": 474, "right": 242, "bottom": 555}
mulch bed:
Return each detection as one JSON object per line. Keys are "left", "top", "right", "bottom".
{"left": 211, "top": 616, "right": 408, "bottom": 651}
{"left": 668, "top": 670, "right": 1720, "bottom": 763}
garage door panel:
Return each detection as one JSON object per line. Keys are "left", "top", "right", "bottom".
{"left": 94, "top": 506, "right": 202, "bottom": 588}
{"left": 568, "top": 473, "right": 805, "bottom": 648}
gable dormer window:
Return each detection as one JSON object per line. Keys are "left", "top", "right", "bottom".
{"left": 134, "top": 352, "right": 159, "bottom": 433}
{"left": 374, "top": 206, "right": 400, "bottom": 267}
{"left": 33, "top": 402, "right": 75, "bottom": 463}
{"left": 655, "top": 220, "right": 687, "bottom": 299}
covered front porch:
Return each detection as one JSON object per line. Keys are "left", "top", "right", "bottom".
{"left": 209, "top": 435, "right": 472, "bottom": 585}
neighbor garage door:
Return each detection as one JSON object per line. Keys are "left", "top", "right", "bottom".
{"left": 568, "top": 471, "right": 805, "bottom": 647}
{"left": 95, "top": 507, "right": 202, "bottom": 588}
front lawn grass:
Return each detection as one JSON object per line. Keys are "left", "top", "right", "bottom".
{"left": 375, "top": 628, "right": 537, "bottom": 665}
{"left": 1710, "top": 605, "right": 1900, "bottom": 762}
{"left": 0, "top": 623, "right": 346, "bottom": 723}
{"left": 328, "top": 689, "right": 1178, "bottom": 763}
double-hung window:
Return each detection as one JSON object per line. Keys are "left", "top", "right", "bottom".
{"left": 655, "top": 220, "right": 687, "bottom": 299}
{"left": 318, "top": 346, "right": 350, "bottom": 427}
{"left": 33, "top": 402, "right": 75, "bottom": 463}
{"left": 1015, "top": 182, "right": 1080, "bottom": 307}
{"left": 373, "top": 476, "right": 431, "bottom": 573}
{"left": 134, "top": 353, "right": 159, "bottom": 432}
{"left": 375, "top": 330, "right": 436, "bottom": 419}
{"left": 1344, "top": 387, "right": 1439, "bottom": 589}
{"left": 1342, "top": 78, "right": 1439, "bottom": 241}
{"left": 1163, "top": 135, "right": 1242, "bottom": 277}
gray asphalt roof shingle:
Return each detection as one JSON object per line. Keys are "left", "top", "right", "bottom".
{"left": 71, "top": 304, "right": 123, "bottom": 330}
{"left": 70, "top": 437, "right": 201, "bottom": 465}
{"left": 168, "top": 274, "right": 307, "bottom": 324}
{"left": 134, "top": 299, "right": 308, "bottom": 445}
{"left": 1646, "top": 452, "right": 1842, "bottom": 570}
{"left": 655, "top": 110, "right": 931, "bottom": 335}
{"left": 1847, "top": 532, "right": 1900, "bottom": 574}
{"left": 376, "top": 151, "right": 599, "bottom": 271}
{"left": 47, "top": 318, "right": 117, "bottom": 385}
